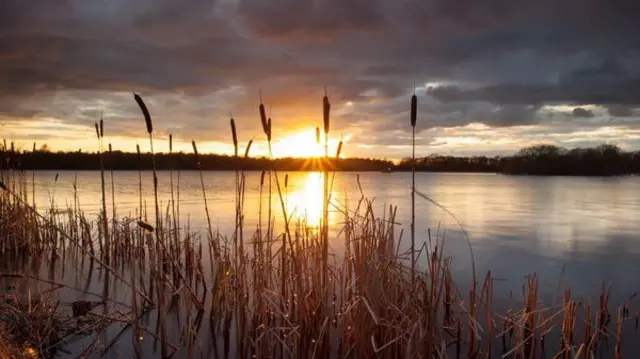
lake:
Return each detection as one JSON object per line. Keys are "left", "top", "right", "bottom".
{"left": 25, "top": 169, "right": 640, "bottom": 304}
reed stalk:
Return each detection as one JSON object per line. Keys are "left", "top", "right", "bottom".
{"left": 192, "top": 140, "right": 217, "bottom": 258}
{"left": 133, "top": 93, "right": 167, "bottom": 358}
{"left": 95, "top": 116, "right": 110, "bottom": 301}
{"left": 410, "top": 89, "right": 417, "bottom": 289}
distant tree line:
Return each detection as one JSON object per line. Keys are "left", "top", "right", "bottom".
{"left": 396, "top": 154, "right": 500, "bottom": 172}
{"left": 0, "top": 149, "right": 393, "bottom": 172}
{"left": 498, "top": 144, "right": 640, "bottom": 176}
{"left": 395, "top": 144, "right": 640, "bottom": 176}
{"left": 2, "top": 143, "right": 639, "bottom": 176}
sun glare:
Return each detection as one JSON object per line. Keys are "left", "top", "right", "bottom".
{"left": 271, "top": 128, "right": 347, "bottom": 158}
{"left": 272, "top": 129, "right": 323, "bottom": 158}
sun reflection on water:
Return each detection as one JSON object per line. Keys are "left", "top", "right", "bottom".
{"left": 284, "top": 172, "right": 339, "bottom": 228}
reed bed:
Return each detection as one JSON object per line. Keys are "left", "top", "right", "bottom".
{"left": 0, "top": 93, "right": 636, "bottom": 358}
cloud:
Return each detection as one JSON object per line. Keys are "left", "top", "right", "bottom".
{"left": 606, "top": 105, "right": 635, "bottom": 117}
{"left": 2, "top": 0, "right": 640, "bottom": 156}
{"left": 237, "top": 0, "right": 384, "bottom": 40}
{"left": 572, "top": 107, "right": 595, "bottom": 118}
{"left": 428, "top": 60, "right": 640, "bottom": 106}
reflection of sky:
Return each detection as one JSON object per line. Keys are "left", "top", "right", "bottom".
{"left": 23, "top": 170, "right": 640, "bottom": 302}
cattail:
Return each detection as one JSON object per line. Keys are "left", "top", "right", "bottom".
{"left": 33, "top": 142, "right": 36, "bottom": 152}
{"left": 134, "top": 93, "right": 153, "bottom": 134}
{"left": 108, "top": 143, "right": 112, "bottom": 154}
{"left": 230, "top": 118, "right": 238, "bottom": 157}
{"left": 54, "top": 173, "right": 59, "bottom": 183}
{"left": 192, "top": 140, "right": 199, "bottom": 163}
{"left": 260, "top": 170, "right": 265, "bottom": 186}
{"left": 244, "top": 139, "right": 253, "bottom": 158}
{"left": 336, "top": 140, "right": 343, "bottom": 159}
{"left": 259, "top": 103, "right": 267, "bottom": 135}
{"left": 267, "top": 117, "right": 272, "bottom": 142}
{"left": 284, "top": 174, "right": 289, "bottom": 188}
{"left": 323, "top": 90, "right": 330, "bottom": 134}
{"left": 136, "top": 144, "right": 141, "bottom": 161}
{"left": 137, "top": 220, "right": 154, "bottom": 233}
{"left": 99, "top": 118, "right": 104, "bottom": 138}
{"left": 95, "top": 123, "right": 100, "bottom": 139}
{"left": 316, "top": 127, "right": 320, "bottom": 145}
{"left": 410, "top": 94, "right": 417, "bottom": 127}
{"left": 169, "top": 134, "right": 173, "bottom": 153}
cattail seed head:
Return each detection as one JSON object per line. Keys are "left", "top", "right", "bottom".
{"left": 230, "top": 118, "right": 238, "bottom": 157}
{"left": 316, "top": 127, "right": 320, "bottom": 145}
{"left": 108, "top": 143, "right": 112, "bottom": 154}
{"left": 336, "top": 140, "right": 343, "bottom": 159}
{"left": 99, "top": 118, "right": 104, "bottom": 138}
{"left": 260, "top": 170, "right": 265, "bottom": 186}
{"left": 33, "top": 142, "right": 36, "bottom": 152}
{"left": 136, "top": 144, "right": 141, "bottom": 161}
{"left": 133, "top": 93, "right": 153, "bottom": 134}
{"left": 94, "top": 123, "right": 100, "bottom": 139}
{"left": 54, "top": 173, "right": 59, "bottom": 183}
{"left": 244, "top": 139, "right": 253, "bottom": 158}
{"left": 137, "top": 220, "right": 154, "bottom": 233}
{"left": 259, "top": 103, "right": 267, "bottom": 134}
{"left": 323, "top": 94, "right": 330, "bottom": 135}
{"left": 267, "top": 117, "right": 272, "bottom": 142}
{"left": 410, "top": 94, "right": 417, "bottom": 127}
{"left": 169, "top": 134, "right": 173, "bottom": 153}
{"left": 285, "top": 174, "right": 289, "bottom": 188}
{"left": 192, "top": 140, "right": 199, "bottom": 162}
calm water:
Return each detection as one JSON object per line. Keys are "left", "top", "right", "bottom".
{"left": 25, "top": 170, "right": 640, "bottom": 303}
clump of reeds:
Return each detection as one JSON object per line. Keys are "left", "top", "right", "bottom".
{"left": 0, "top": 291, "right": 62, "bottom": 359}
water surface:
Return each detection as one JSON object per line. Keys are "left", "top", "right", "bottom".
{"left": 15, "top": 171, "right": 637, "bottom": 297}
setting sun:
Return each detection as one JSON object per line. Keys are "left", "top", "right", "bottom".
{"left": 271, "top": 128, "right": 347, "bottom": 158}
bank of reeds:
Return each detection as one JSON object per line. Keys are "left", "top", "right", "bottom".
{"left": 0, "top": 92, "right": 636, "bottom": 358}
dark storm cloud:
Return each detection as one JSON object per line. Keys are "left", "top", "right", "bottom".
{"left": 606, "top": 105, "right": 635, "bottom": 117}
{"left": 2, "top": 0, "right": 640, "bottom": 153}
{"left": 572, "top": 107, "right": 595, "bottom": 118}
{"left": 428, "top": 60, "right": 640, "bottom": 106}
{"left": 237, "top": 0, "right": 384, "bottom": 40}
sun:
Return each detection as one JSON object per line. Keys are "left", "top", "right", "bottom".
{"left": 271, "top": 128, "right": 348, "bottom": 158}
{"left": 272, "top": 129, "right": 323, "bottom": 158}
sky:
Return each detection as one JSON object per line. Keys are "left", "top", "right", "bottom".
{"left": 1, "top": 0, "right": 640, "bottom": 159}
